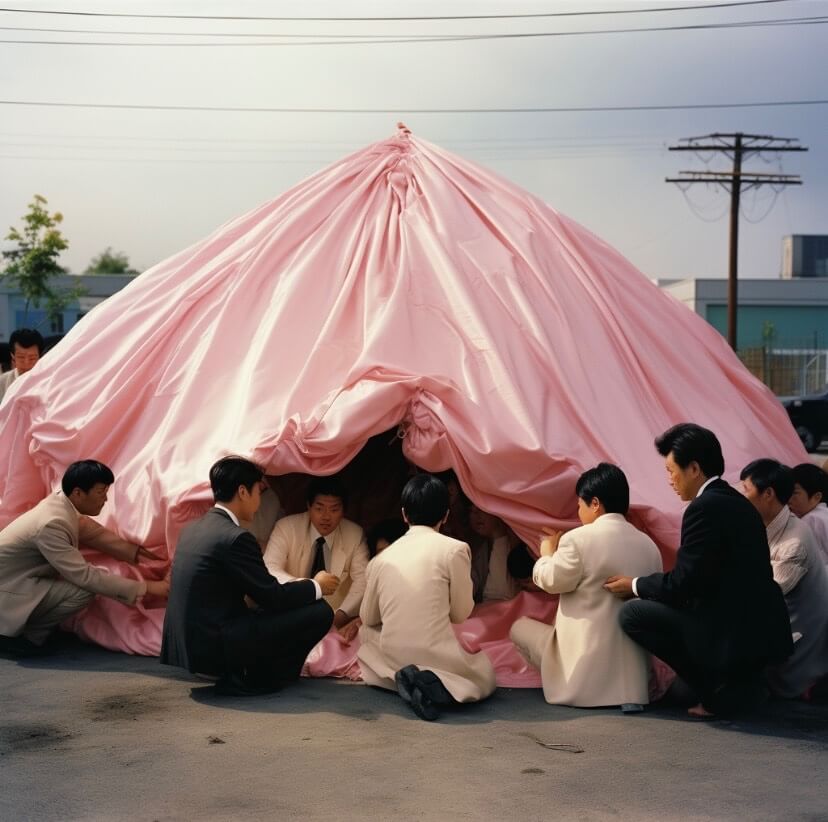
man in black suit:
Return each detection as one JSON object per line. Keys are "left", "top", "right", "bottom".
{"left": 161, "top": 457, "right": 335, "bottom": 696}
{"left": 605, "top": 423, "right": 793, "bottom": 717}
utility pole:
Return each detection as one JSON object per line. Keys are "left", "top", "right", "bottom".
{"left": 666, "top": 133, "right": 806, "bottom": 350}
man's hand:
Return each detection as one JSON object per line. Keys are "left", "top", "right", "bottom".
{"left": 539, "top": 526, "right": 563, "bottom": 557}
{"left": 314, "top": 571, "right": 340, "bottom": 596}
{"left": 604, "top": 575, "right": 634, "bottom": 599}
{"left": 336, "top": 617, "right": 361, "bottom": 643}
{"left": 144, "top": 579, "right": 170, "bottom": 599}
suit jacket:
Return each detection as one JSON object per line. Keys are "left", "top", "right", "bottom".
{"left": 161, "top": 507, "right": 317, "bottom": 675}
{"left": 0, "top": 491, "right": 143, "bottom": 637}
{"left": 531, "top": 513, "right": 663, "bottom": 706}
{"left": 0, "top": 368, "right": 17, "bottom": 405}
{"left": 357, "top": 525, "right": 496, "bottom": 702}
{"left": 263, "top": 512, "right": 368, "bottom": 617}
{"left": 636, "top": 479, "right": 793, "bottom": 669}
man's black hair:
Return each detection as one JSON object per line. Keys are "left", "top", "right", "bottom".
{"left": 209, "top": 456, "right": 263, "bottom": 503}
{"left": 401, "top": 474, "right": 449, "bottom": 527}
{"left": 654, "top": 423, "right": 725, "bottom": 478}
{"left": 575, "top": 462, "right": 630, "bottom": 515}
{"left": 9, "top": 328, "right": 45, "bottom": 355}
{"left": 740, "top": 458, "right": 794, "bottom": 505}
{"left": 61, "top": 460, "right": 115, "bottom": 495}
{"left": 792, "top": 463, "right": 827, "bottom": 501}
{"left": 306, "top": 475, "right": 348, "bottom": 507}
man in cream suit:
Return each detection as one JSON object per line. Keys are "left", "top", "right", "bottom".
{"left": 511, "top": 464, "right": 663, "bottom": 710}
{"left": 264, "top": 476, "right": 368, "bottom": 642}
{"left": 0, "top": 460, "right": 168, "bottom": 656}
{"left": 358, "top": 474, "right": 496, "bottom": 721}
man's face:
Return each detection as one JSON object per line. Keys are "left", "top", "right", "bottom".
{"left": 665, "top": 452, "right": 702, "bottom": 502}
{"left": 788, "top": 483, "right": 819, "bottom": 517}
{"left": 72, "top": 483, "right": 110, "bottom": 516}
{"left": 741, "top": 477, "right": 775, "bottom": 522}
{"left": 11, "top": 343, "right": 40, "bottom": 375}
{"left": 308, "top": 494, "right": 344, "bottom": 536}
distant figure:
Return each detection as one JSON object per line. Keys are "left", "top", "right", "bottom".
{"left": 511, "top": 463, "right": 662, "bottom": 709}
{"left": 161, "top": 457, "right": 334, "bottom": 696}
{"left": 264, "top": 475, "right": 369, "bottom": 643}
{"left": 740, "top": 459, "right": 828, "bottom": 698}
{"left": 0, "top": 328, "right": 44, "bottom": 404}
{"left": 366, "top": 518, "right": 408, "bottom": 558}
{"left": 468, "top": 504, "right": 522, "bottom": 602}
{"left": 358, "top": 474, "right": 496, "bottom": 721}
{"left": 0, "top": 460, "right": 168, "bottom": 657}
{"left": 607, "top": 423, "right": 793, "bottom": 718}
{"left": 789, "top": 462, "right": 828, "bottom": 565}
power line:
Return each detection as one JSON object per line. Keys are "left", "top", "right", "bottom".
{"left": 1, "top": 99, "right": 826, "bottom": 114}
{"left": 0, "top": 0, "right": 798, "bottom": 22}
{"left": 1, "top": 15, "right": 824, "bottom": 46}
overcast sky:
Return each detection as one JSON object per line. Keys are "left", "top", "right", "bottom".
{"left": 1, "top": 0, "right": 825, "bottom": 280}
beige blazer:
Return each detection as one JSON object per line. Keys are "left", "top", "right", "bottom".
{"left": 263, "top": 512, "right": 368, "bottom": 617}
{"left": 357, "top": 524, "right": 496, "bottom": 703}
{"left": 516, "top": 513, "right": 663, "bottom": 707}
{"left": 0, "top": 368, "right": 16, "bottom": 405}
{"left": 0, "top": 491, "right": 144, "bottom": 637}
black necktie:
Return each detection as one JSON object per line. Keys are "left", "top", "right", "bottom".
{"left": 310, "top": 536, "right": 326, "bottom": 577}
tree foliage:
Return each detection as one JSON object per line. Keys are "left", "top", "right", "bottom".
{"left": 85, "top": 247, "right": 138, "bottom": 276}
{"left": 1, "top": 194, "right": 83, "bottom": 324}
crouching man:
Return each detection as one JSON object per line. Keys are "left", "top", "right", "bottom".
{"left": 0, "top": 460, "right": 168, "bottom": 656}
{"left": 161, "top": 457, "right": 334, "bottom": 696}
{"left": 358, "top": 474, "right": 496, "bottom": 721}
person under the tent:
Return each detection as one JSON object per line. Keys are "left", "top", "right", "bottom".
{"left": 511, "top": 463, "right": 663, "bottom": 710}
{"left": 467, "top": 504, "right": 523, "bottom": 602}
{"left": 740, "top": 459, "right": 828, "bottom": 699}
{"left": 161, "top": 457, "right": 334, "bottom": 696}
{"left": 358, "top": 474, "right": 496, "bottom": 721}
{"left": 0, "top": 460, "right": 168, "bottom": 657}
{"left": 607, "top": 423, "right": 793, "bottom": 718}
{"left": 789, "top": 463, "right": 828, "bottom": 566}
{"left": 264, "top": 476, "right": 369, "bottom": 644}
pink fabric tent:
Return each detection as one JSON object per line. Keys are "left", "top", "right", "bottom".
{"left": 0, "top": 124, "right": 806, "bottom": 672}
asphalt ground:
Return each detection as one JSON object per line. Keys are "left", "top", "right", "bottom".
{"left": 1, "top": 636, "right": 826, "bottom": 822}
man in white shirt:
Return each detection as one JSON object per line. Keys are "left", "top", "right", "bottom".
{"left": 0, "top": 328, "right": 44, "bottom": 405}
{"left": 264, "top": 476, "right": 368, "bottom": 642}
{"left": 790, "top": 463, "right": 828, "bottom": 566}
{"left": 740, "top": 459, "right": 828, "bottom": 698}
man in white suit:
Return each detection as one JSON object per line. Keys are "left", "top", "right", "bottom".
{"left": 510, "top": 463, "right": 663, "bottom": 710}
{"left": 358, "top": 474, "right": 496, "bottom": 721}
{"left": 0, "top": 460, "right": 169, "bottom": 656}
{"left": 264, "top": 476, "right": 368, "bottom": 642}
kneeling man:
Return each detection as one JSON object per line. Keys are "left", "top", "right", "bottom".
{"left": 511, "top": 463, "right": 663, "bottom": 709}
{"left": 358, "top": 474, "right": 496, "bottom": 721}
{"left": 0, "top": 460, "right": 167, "bottom": 656}
{"left": 161, "top": 457, "right": 334, "bottom": 696}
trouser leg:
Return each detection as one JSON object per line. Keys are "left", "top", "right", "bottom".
{"left": 619, "top": 599, "right": 719, "bottom": 705}
{"left": 24, "top": 581, "right": 95, "bottom": 645}
{"left": 246, "top": 600, "right": 333, "bottom": 684}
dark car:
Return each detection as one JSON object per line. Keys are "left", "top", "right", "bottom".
{"left": 782, "top": 388, "right": 828, "bottom": 452}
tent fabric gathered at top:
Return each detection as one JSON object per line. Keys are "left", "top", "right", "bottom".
{"left": 0, "top": 124, "right": 806, "bottom": 675}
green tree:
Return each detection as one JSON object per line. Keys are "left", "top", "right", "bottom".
{"left": 85, "top": 247, "right": 138, "bottom": 276}
{"left": 1, "top": 194, "right": 83, "bottom": 327}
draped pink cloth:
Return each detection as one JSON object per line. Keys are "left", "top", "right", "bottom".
{"left": 0, "top": 125, "right": 807, "bottom": 672}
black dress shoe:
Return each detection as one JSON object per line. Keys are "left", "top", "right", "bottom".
{"left": 0, "top": 634, "right": 51, "bottom": 658}
{"left": 395, "top": 665, "right": 440, "bottom": 721}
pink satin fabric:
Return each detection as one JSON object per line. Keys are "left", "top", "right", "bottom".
{"left": 0, "top": 126, "right": 807, "bottom": 675}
